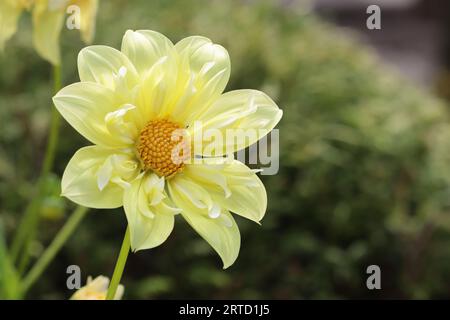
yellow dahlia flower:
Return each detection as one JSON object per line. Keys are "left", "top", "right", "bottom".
{"left": 0, "top": 0, "right": 98, "bottom": 65}
{"left": 53, "top": 30, "right": 282, "bottom": 268}
{"left": 70, "top": 276, "right": 124, "bottom": 300}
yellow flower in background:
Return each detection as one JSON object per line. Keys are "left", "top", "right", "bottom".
{"left": 0, "top": 0, "right": 31, "bottom": 51}
{"left": 70, "top": 276, "right": 124, "bottom": 300}
{"left": 0, "top": 0, "right": 98, "bottom": 65}
{"left": 53, "top": 30, "right": 282, "bottom": 268}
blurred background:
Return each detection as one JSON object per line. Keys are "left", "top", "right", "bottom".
{"left": 0, "top": 0, "right": 449, "bottom": 299}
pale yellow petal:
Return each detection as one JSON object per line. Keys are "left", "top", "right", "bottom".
{"left": 120, "top": 30, "right": 180, "bottom": 121}
{"left": 32, "top": 0, "right": 65, "bottom": 65}
{"left": 114, "top": 284, "right": 124, "bottom": 300}
{"left": 133, "top": 56, "right": 180, "bottom": 125}
{"left": 61, "top": 146, "right": 131, "bottom": 209}
{"left": 191, "top": 89, "right": 282, "bottom": 156}
{"left": 168, "top": 176, "right": 240, "bottom": 268}
{"left": 73, "top": 0, "right": 98, "bottom": 44}
{"left": 77, "top": 45, "right": 139, "bottom": 90}
{"left": 121, "top": 29, "right": 177, "bottom": 78}
{"left": 53, "top": 81, "right": 136, "bottom": 148}
{"left": 0, "top": 0, "right": 23, "bottom": 51}
{"left": 184, "top": 160, "right": 267, "bottom": 223}
{"left": 70, "top": 275, "right": 124, "bottom": 300}
{"left": 170, "top": 36, "right": 230, "bottom": 124}
{"left": 123, "top": 173, "right": 177, "bottom": 251}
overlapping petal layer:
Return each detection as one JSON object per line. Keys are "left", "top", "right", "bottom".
{"left": 183, "top": 159, "right": 267, "bottom": 223}
{"left": 191, "top": 90, "right": 283, "bottom": 156}
{"left": 62, "top": 146, "right": 139, "bottom": 208}
{"left": 168, "top": 176, "right": 240, "bottom": 269}
{"left": 53, "top": 81, "right": 139, "bottom": 147}
{"left": 123, "top": 173, "right": 179, "bottom": 251}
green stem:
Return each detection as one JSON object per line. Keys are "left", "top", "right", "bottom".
{"left": 106, "top": 226, "right": 130, "bottom": 300}
{"left": 21, "top": 206, "right": 88, "bottom": 295}
{"left": 10, "top": 64, "right": 62, "bottom": 265}
{"left": 41, "top": 64, "right": 62, "bottom": 176}
{"left": 10, "top": 193, "right": 42, "bottom": 263}
{"left": 17, "top": 220, "right": 37, "bottom": 274}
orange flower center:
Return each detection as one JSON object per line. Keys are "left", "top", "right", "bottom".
{"left": 137, "top": 119, "right": 190, "bottom": 178}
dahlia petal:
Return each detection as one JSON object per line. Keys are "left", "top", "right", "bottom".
{"left": 0, "top": 0, "right": 22, "bottom": 51}
{"left": 169, "top": 177, "right": 212, "bottom": 210}
{"left": 123, "top": 174, "right": 178, "bottom": 251}
{"left": 192, "top": 89, "right": 282, "bottom": 156}
{"left": 53, "top": 81, "right": 135, "bottom": 147}
{"left": 121, "top": 29, "right": 177, "bottom": 78}
{"left": 32, "top": 1, "right": 65, "bottom": 65}
{"left": 185, "top": 160, "right": 267, "bottom": 223}
{"left": 70, "top": 275, "right": 124, "bottom": 300}
{"left": 72, "top": 0, "right": 98, "bottom": 44}
{"left": 61, "top": 146, "right": 128, "bottom": 208}
{"left": 134, "top": 56, "right": 179, "bottom": 126}
{"left": 168, "top": 177, "right": 240, "bottom": 268}
{"left": 171, "top": 36, "right": 230, "bottom": 123}
{"left": 78, "top": 45, "right": 139, "bottom": 90}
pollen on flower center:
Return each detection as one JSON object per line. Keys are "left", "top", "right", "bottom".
{"left": 137, "top": 119, "right": 190, "bottom": 178}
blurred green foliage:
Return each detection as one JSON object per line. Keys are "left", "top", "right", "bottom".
{"left": 0, "top": 0, "right": 449, "bottom": 299}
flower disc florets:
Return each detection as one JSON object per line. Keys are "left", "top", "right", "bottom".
{"left": 137, "top": 119, "right": 190, "bottom": 178}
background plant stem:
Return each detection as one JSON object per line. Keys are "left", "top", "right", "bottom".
{"left": 20, "top": 206, "right": 88, "bottom": 296}
{"left": 42, "top": 64, "right": 62, "bottom": 176}
{"left": 10, "top": 64, "right": 62, "bottom": 267}
{"left": 106, "top": 226, "right": 130, "bottom": 300}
